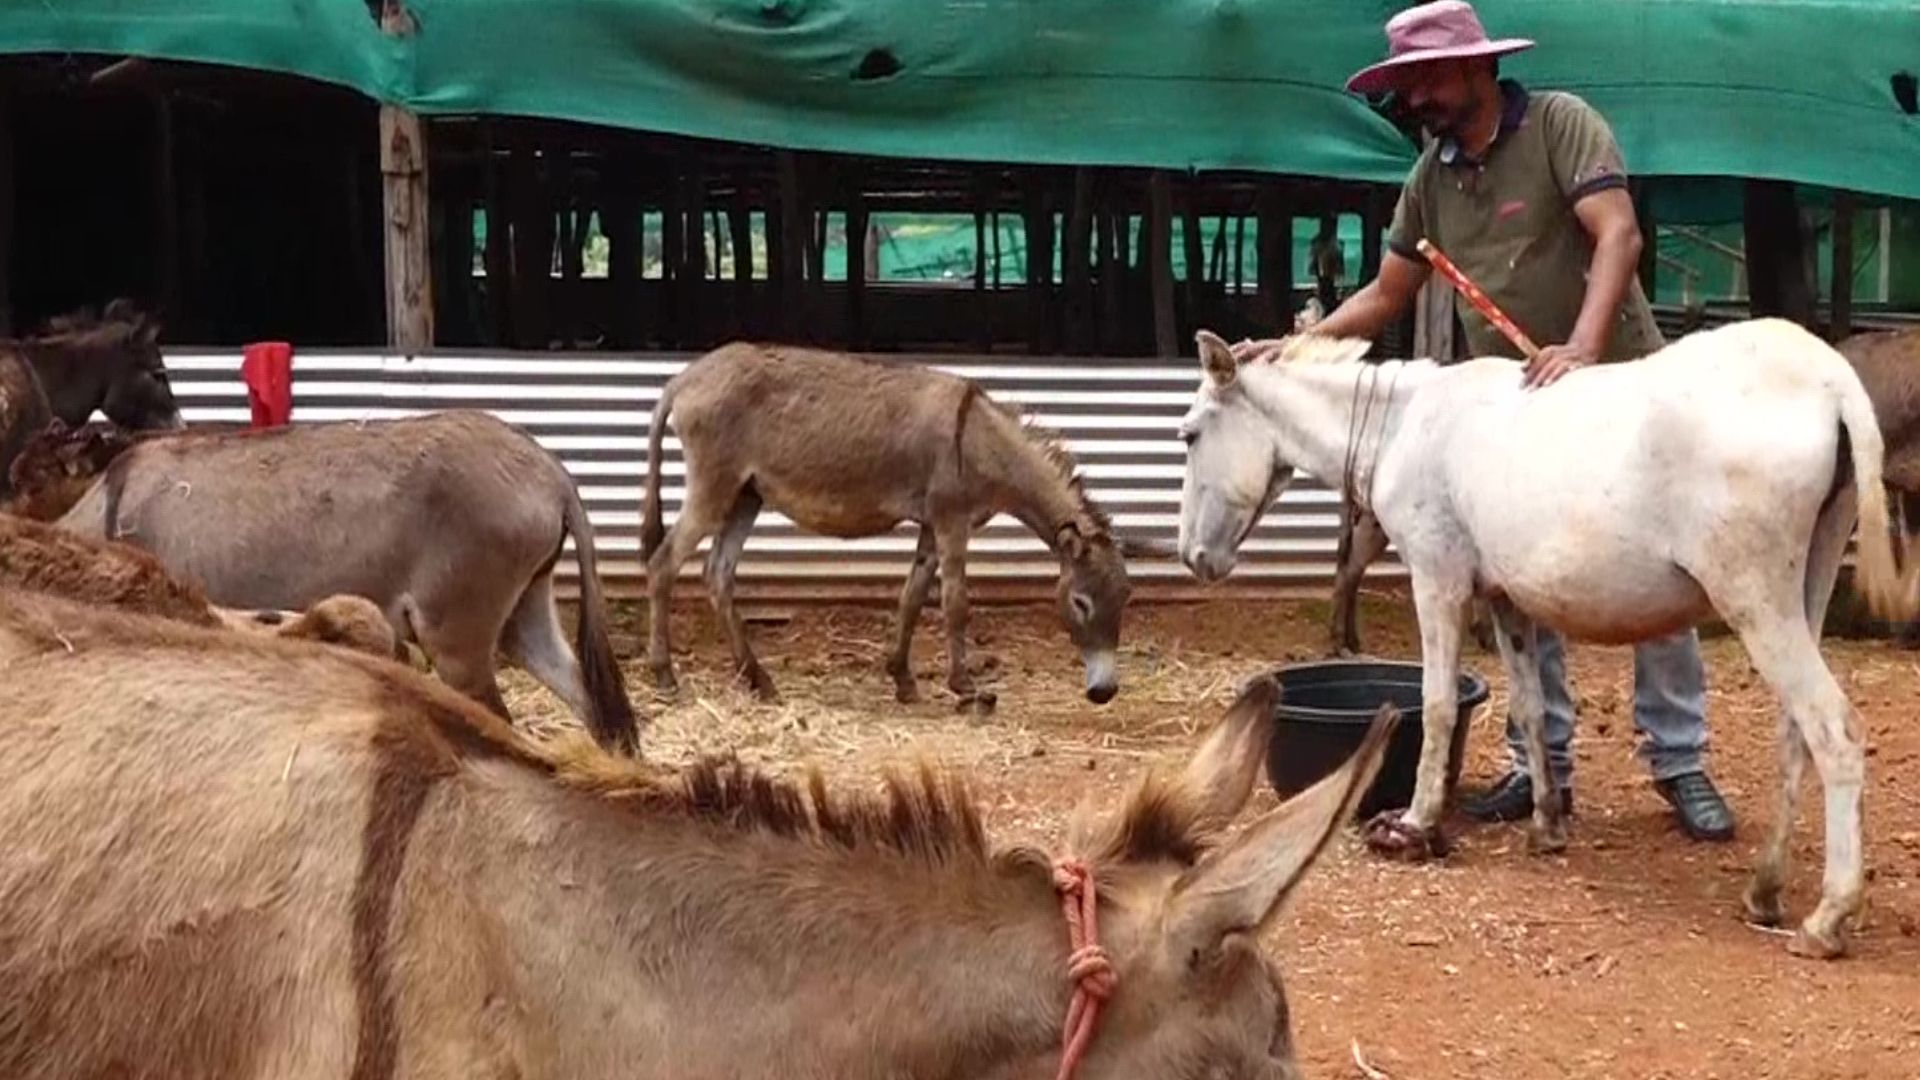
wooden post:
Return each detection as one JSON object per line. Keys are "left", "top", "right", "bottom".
{"left": 847, "top": 190, "right": 869, "bottom": 349}
{"left": 481, "top": 122, "right": 513, "bottom": 346}
{"left": 1254, "top": 182, "right": 1292, "bottom": 330}
{"left": 0, "top": 78, "right": 13, "bottom": 337}
{"left": 775, "top": 150, "right": 807, "bottom": 340}
{"left": 1359, "top": 193, "right": 1384, "bottom": 286}
{"left": 1063, "top": 167, "right": 1095, "bottom": 353}
{"left": 150, "top": 89, "right": 181, "bottom": 325}
{"left": 604, "top": 152, "right": 641, "bottom": 347}
{"left": 1148, "top": 171, "right": 1177, "bottom": 358}
{"left": 1412, "top": 275, "right": 1456, "bottom": 361}
{"left": 1743, "top": 179, "right": 1815, "bottom": 327}
{"left": 1180, "top": 183, "right": 1204, "bottom": 323}
{"left": 1831, "top": 191, "right": 1855, "bottom": 342}
{"left": 380, "top": 3, "right": 434, "bottom": 351}
{"left": 1021, "top": 175, "right": 1056, "bottom": 354}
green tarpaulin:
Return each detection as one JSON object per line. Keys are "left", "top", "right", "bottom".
{"left": 3, "top": 1, "right": 1918, "bottom": 199}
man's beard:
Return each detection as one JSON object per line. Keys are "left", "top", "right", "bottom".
{"left": 1419, "top": 103, "right": 1472, "bottom": 140}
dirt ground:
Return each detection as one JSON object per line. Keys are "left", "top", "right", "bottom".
{"left": 506, "top": 587, "right": 1920, "bottom": 1080}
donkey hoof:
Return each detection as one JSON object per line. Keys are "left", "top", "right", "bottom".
{"left": 1742, "top": 883, "right": 1786, "bottom": 928}
{"left": 649, "top": 668, "right": 680, "bottom": 698}
{"left": 1787, "top": 923, "right": 1848, "bottom": 961}
{"left": 1363, "top": 810, "right": 1450, "bottom": 862}
{"left": 953, "top": 690, "right": 997, "bottom": 716}
{"left": 742, "top": 672, "right": 779, "bottom": 703}
{"left": 1527, "top": 817, "right": 1569, "bottom": 855}
{"left": 893, "top": 680, "right": 922, "bottom": 705}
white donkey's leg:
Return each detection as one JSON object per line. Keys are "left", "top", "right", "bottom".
{"left": 1365, "top": 570, "right": 1471, "bottom": 862}
{"left": 1716, "top": 573, "right": 1865, "bottom": 958}
{"left": 1745, "top": 488, "right": 1855, "bottom": 936}
{"left": 1487, "top": 597, "right": 1568, "bottom": 854}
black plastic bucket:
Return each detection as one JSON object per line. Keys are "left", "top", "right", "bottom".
{"left": 1264, "top": 660, "right": 1491, "bottom": 820}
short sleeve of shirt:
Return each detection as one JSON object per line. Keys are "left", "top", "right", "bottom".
{"left": 1385, "top": 153, "right": 1434, "bottom": 261}
{"left": 1540, "top": 92, "right": 1631, "bottom": 203}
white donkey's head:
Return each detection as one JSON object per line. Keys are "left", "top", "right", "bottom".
{"left": 1177, "top": 329, "right": 1371, "bottom": 583}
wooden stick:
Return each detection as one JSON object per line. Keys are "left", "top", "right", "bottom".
{"left": 1415, "top": 237, "right": 1539, "bottom": 360}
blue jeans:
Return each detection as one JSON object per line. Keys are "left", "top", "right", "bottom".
{"left": 1503, "top": 625, "right": 1709, "bottom": 789}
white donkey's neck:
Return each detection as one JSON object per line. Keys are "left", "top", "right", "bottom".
{"left": 1239, "top": 359, "right": 1428, "bottom": 505}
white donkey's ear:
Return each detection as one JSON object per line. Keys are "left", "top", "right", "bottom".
{"left": 1196, "top": 329, "right": 1237, "bottom": 387}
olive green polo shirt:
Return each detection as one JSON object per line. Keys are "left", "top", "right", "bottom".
{"left": 1385, "top": 81, "right": 1665, "bottom": 363}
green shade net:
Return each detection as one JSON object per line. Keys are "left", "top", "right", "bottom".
{"left": 3, "top": 0, "right": 1917, "bottom": 200}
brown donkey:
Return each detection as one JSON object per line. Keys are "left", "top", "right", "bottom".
{"left": 642, "top": 342, "right": 1166, "bottom": 709}
{"left": 0, "top": 585, "right": 1394, "bottom": 1080}
{"left": 54, "top": 410, "right": 638, "bottom": 752}
{"left": 0, "top": 300, "right": 182, "bottom": 497}
{"left": 0, "top": 511, "right": 403, "bottom": 660}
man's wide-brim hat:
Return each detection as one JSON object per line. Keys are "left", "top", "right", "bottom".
{"left": 1345, "top": 0, "right": 1535, "bottom": 96}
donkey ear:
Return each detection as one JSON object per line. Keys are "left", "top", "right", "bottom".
{"left": 1165, "top": 703, "right": 1398, "bottom": 951}
{"left": 1195, "top": 329, "right": 1237, "bottom": 387}
{"left": 1114, "top": 533, "right": 1179, "bottom": 560}
{"left": 1169, "top": 675, "right": 1283, "bottom": 828}
{"left": 1056, "top": 523, "right": 1088, "bottom": 561}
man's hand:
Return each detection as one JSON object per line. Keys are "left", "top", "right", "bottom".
{"left": 1522, "top": 340, "right": 1599, "bottom": 389}
{"left": 1229, "top": 337, "right": 1285, "bottom": 366}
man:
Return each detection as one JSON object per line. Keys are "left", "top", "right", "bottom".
{"left": 1238, "top": 0, "right": 1735, "bottom": 841}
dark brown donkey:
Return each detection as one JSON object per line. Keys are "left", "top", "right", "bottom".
{"left": 54, "top": 410, "right": 639, "bottom": 751}
{"left": 642, "top": 342, "right": 1168, "bottom": 709}
{"left": 0, "top": 300, "right": 182, "bottom": 497}
{"left": 0, "top": 582, "right": 1395, "bottom": 1080}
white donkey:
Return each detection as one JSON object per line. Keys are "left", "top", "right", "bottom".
{"left": 1175, "top": 319, "right": 1914, "bottom": 959}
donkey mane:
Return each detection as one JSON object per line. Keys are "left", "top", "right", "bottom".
{"left": 528, "top": 728, "right": 1220, "bottom": 871}
{"left": 982, "top": 394, "right": 1115, "bottom": 535}
{"left": 1256, "top": 334, "right": 1378, "bottom": 368}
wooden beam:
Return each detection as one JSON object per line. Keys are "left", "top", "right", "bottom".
{"left": 1254, "top": 181, "right": 1292, "bottom": 330}
{"left": 1148, "top": 171, "right": 1177, "bottom": 358}
{"left": 1831, "top": 191, "right": 1855, "bottom": 342}
{"left": 775, "top": 150, "right": 807, "bottom": 341}
{"left": 379, "top": 3, "right": 434, "bottom": 351}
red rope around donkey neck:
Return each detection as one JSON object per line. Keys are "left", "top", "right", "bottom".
{"left": 1052, "top": 859, "right": 1116, "bottom": 1080}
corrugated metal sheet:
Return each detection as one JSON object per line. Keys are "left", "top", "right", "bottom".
{"left": 161, "top": 348, "right": 1404, "bottom": 598}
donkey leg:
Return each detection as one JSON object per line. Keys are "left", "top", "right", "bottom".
{"left": 500, "top": 571, "right": 592, "bottom": 719}
{"left": 705, "top": 488, "right": 773, "bottom": 701}
{"left": 1745, "top": 707, "right": 1809, "bottom": 928}
{"left": 1748, "top": 489, "right": 1853, "bottom": 931}
{"left": 1717, "top": 572, "right": 1865, "bottom": 959}
{"left": 934, "top": 521, "right": 993, "bottom": 714}
{"left": 1366, "top": 573, "right": 1470, "bottom": 861}
{"left": 1327, "top": 510, "right": 1389, "bottom": 658}
{"left": 645, "top": 485, "right": 728, "bottom": 695}
{"left": 886, "top": 525, "right": 940, "bottom": 703}
{"left": 1487, "top": 599, "right": 1567, "bottom": 853}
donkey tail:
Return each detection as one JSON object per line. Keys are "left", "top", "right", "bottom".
{"left": 1836, "top": 366, "right": 1915, "bottom": 622}
{"left": 560, "top": 479, "right": 642, "bottom": 754}
{"left": 640, "top": 381, "right": 677, "bottom": 563}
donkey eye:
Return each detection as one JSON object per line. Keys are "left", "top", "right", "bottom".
{"left": 1179, "top": 429, "right": 1197, "bottom": 446}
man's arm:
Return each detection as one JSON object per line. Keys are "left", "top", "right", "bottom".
{"left": 1522, "top": 186, "right": 1643, "bottom": 387}
{"left": 1523, "top": 93, "right": 1645, "bottom": 388}
{"left": 1231, "top": 248, "right": 1429, "bottom": 363}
